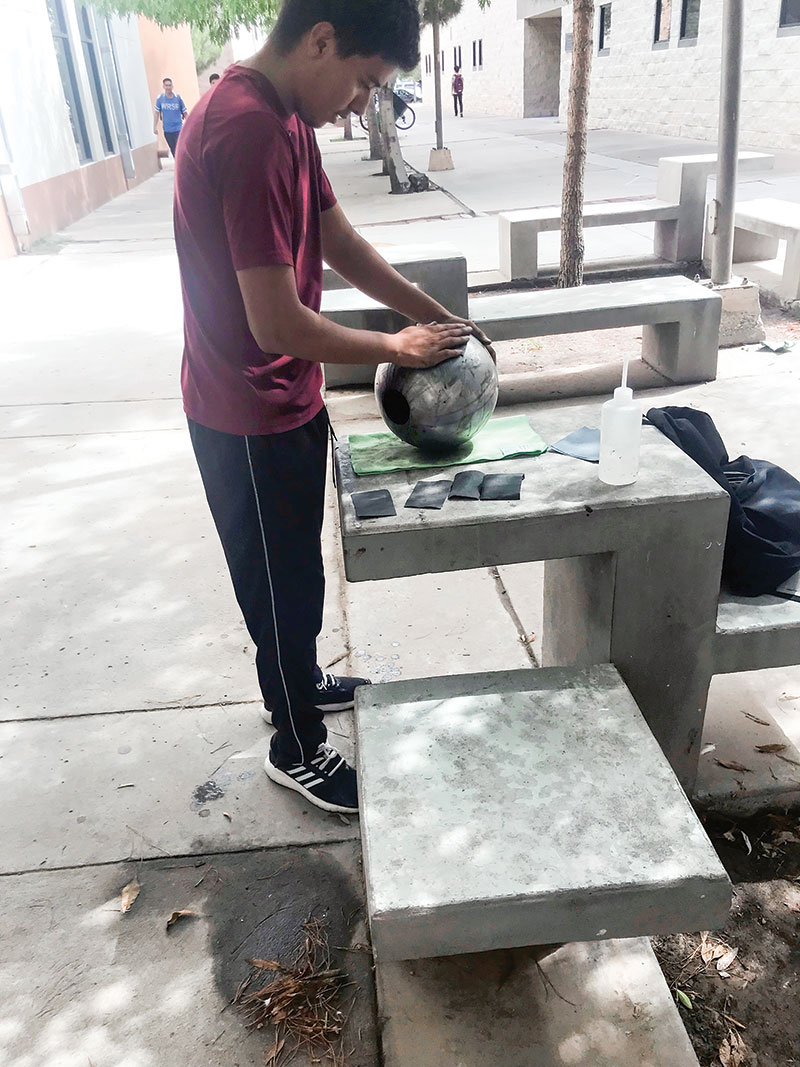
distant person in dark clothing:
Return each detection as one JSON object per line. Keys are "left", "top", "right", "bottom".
{"left": 452, "top": 65, "right": 463, "bottom": 116}
{"left": 209, "top": 73, "right": 220, "bottom": 86}
{"left": 153, "top": 77, "right": 187, "bottom": 156}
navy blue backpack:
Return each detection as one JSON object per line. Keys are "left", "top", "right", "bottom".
{"left": 646, "top": 406, "right": 800, "bottom": 597}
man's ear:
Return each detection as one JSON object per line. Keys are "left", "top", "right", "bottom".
{"left": 307, "top": 21, "right": 337, "bottom": 59}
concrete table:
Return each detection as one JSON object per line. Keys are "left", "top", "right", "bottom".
{"left": 357, "top": 665, "right": 731, "bottom": 961}
{"left": 335, "top": 408, "right": 731, "bottom": 792}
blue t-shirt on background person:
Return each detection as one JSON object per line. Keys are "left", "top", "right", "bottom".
{"left": 155, "top": 94, "right": 186, "bottom": 133}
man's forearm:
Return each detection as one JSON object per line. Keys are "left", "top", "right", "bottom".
{"left": 254, "top": 302, "right": 395, "bottom": 367}
{"left": 325, "top": 230, "right": 449, "bottom": 323}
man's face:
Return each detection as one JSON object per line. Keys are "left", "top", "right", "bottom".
{"left": 296, "top": 25, "right": 396, "bottom": 128}
{"left": 163, "top": 79, "right": 173, "bottom": 95}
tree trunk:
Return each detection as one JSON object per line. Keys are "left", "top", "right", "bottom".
{"left": 379, "top": 85, "right": 410, "bottom": 193}
{"left": 343, "top": 112, "right": 353, "bottom": 140}
{"left": 432, "top": 16, "right": 444, "bottom": 150}
{"left": 559, "top": 0, "right": 595, "bottom": 288}
{"left": 366, "top": 90, "right": 382, "bottom": 160}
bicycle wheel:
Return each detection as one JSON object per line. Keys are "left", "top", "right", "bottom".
{"left": 396, "top": 105, "right": 415, "bottom": 131}
{"left": 359, "top": 114, "right": 369, "bottom": 132}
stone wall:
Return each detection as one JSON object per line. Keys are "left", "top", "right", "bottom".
{"left": 560, "top": 0, "right": 800, "bottom": 151}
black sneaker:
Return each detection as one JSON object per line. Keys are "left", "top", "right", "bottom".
{"left": 261, "top": 672, "right": 372, "bottom": 725}
{"left": 264, "top": 742, "right": 358, "bottom": 814}
{"left": 314, "top": 672, "right": 371, "bottom": 712}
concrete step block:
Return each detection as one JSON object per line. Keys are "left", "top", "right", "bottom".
{"left": 377, "top": 937, "right": 701, "bottom": 1067}
{"left": 356, "top": 665, "right": 730, "bottom": 962}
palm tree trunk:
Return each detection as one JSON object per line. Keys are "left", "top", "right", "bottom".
{"left": 432, "top": 16, "right": 444, "bottom": 150}
{"left": 343, "top": 112, "right": 353, "bottom": 140}
{"left": 379, "top": 85, "right": 410, "bottom": 193}
{"left": 559, "top": 0, "right": 595, "bottom": 288}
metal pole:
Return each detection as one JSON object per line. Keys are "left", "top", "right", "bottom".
{"left": 432, "top": 17, "right": 443, "bottom": 151}
{"left": 711, "top": 0, "right": 744, "bottom": 286}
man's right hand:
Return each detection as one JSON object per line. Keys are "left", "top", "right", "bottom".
{"left": 389, "top": 323, "right": 472, "bottom": 368}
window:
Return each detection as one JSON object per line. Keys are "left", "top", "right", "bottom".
{"left": 680, "top": 0, "right": 701, "bottom": 38}
{"left": 654, "top": 0, "right": 672, "bottom": 42}
{"left": 564, "top": 32, "right": 574, "bottom": 51}
{"left": 46, "top": 0, "right": 91, "bottom": 161}
{"left": 78, "top": 6, "right": 113, "bottom": 154}
{"left": 780, "top": 0, "right": 800, "bottom": 27}
{"left": 478, "top": 39, "right": 483, "bottom": 68}
{"left": 425, "top": 55, "right": 431, "bottom": 74}
{"left": 599, "top": 4, "right": 611, "bottom": 51}
{"left": 472, "top": 40, "right": 477, "bottom": 68}
{"left": 453, "top": 44, "right": 462, "bottom": 68}
{"left": 441, "top": 50, "right": 444, "bottom": 70}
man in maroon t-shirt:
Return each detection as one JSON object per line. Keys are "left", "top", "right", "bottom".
{"left": 174, "top": 0, "right": 491, "bottom": 815}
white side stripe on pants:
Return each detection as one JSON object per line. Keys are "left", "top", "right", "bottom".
{"left": 245, "top": 437, "right": 304, "bottom": 761}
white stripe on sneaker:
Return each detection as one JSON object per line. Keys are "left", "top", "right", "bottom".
{"left": 295, "top": 771, "right": 317, "bottom": 783}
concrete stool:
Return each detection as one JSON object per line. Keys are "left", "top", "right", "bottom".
{"left": 356, "top": 664, "right": 730, "bottom": 962}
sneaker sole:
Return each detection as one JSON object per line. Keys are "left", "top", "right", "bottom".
{"left": 264, "top": 758, "right": 359, "bottom": 815}
{"left": 261, "top": 700, "right": 355, "bottom": 725}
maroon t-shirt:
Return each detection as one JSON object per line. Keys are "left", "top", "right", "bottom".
{"left": 174, "top": 66, "right": 336, "bottom": 435}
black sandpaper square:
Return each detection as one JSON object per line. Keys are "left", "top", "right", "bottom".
{"left": 480, "top": 473, "right": 525, "bottom": 500}
{"left": 449, "top": 470, "right": 485, "bottom": 500}
{"left": 351, "top": 490, "right": 396, "bottom": 518}
{"left": 404, "top": 479, "right": 452, "bottom": 510}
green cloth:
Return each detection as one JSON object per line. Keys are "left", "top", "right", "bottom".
{"left": 348, "top": 415, "right": 548, "bottom": 476}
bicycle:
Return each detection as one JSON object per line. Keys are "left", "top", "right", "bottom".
{"left": 359, "top": 90, "right": 416, "bottom": 133}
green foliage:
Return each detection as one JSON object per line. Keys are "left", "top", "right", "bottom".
{"left": 94, "top": 0, "right": 278, "bottom": 45}
{"left": 190, "top": 24, "right": 222, "bottom": 72}
{"left": 419, "top": 0, "right": 490, "bottom": 26}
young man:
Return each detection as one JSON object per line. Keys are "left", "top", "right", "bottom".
{"left": 452, "top": 65, "right": 464, "bottom": 117}
{"left": 173, "top": 0, "right": 490, "bottom": 816}
{"left": 154, "top": 77, "right": 187, "bottom": 156}
{"left": 209, "top": 73, "right": 220, "bottom": 87}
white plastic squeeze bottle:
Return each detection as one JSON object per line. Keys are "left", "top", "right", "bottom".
{"left": 598, "top": 358, "right": 641, "bottom": 486}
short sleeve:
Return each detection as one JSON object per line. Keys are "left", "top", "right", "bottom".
{"left": 179, "top": 96, "right": 187, "bottom": 113}
{"left": 154, "top": 97, "right": 161, "bottom": 113}
{"left": 213, "top": 114, "right": 297, "bottom": 273}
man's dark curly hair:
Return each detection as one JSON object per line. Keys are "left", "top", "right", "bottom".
{"left": 272, "top": 0, "right": 420, "bottom": 71}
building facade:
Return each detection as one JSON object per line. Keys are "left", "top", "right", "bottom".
{"left": 420, "top": 0, "right": 800, "bottom": 150}
{"left": 0, "top": 1, "right": 181, "bottom": 258}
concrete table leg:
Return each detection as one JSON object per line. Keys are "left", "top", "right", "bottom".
{"left": 543, "top": 497, "right": 728, "bottom": 793}
{"left": 782, "top": 233, "right": 800, "bottom": 302}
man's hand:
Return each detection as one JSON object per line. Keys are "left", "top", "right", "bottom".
{"left": 388, "top": 323, "right": 472, "bottom": 368}
{"left": 434, "top": 314, "right": 496, "bottom": 362}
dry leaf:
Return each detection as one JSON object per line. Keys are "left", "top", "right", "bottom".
{"left": 717, "top": 946, "right": 739, "bottom": 971}
{"left": 223, "top": 811, "right": 232, "bottom": 821}
{"left": 742, "top": 712, "right": 770, "bottom": 726}
{"left": 166, "top": 909, "right": 197, "bottom": 931}
{"left": 266, "top": 1036, "right": 285, "bottom": 1065}
{"left": 755, "top": 743, "right": 787, "bottom": 753}
{"left": 120, "top": 877, "right": 141, "bottom": 914}
{"left": 714, "top": 758, "right": 752, "bottom": 773}
{"left": 247, "top": 958, "right": 284, "bottom": 972}
{"left": 719, "top": 1036, "right": 732, "bottom": 1066}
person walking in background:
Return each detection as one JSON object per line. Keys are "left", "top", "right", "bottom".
{"left": 209, "top": 73, "right": 220, "bottom": 87}
{"left": 452, "top": 65, "right": 463, "bottom": 117}
{"left": 153, "top": 77, "right": 187, "bottom": 156}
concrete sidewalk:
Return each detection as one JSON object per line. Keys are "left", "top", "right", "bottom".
{"left": 318, "top": 106, "right": 800, "bottom": 281}
{"left": 1, "top": 129, "right": 799, "bottom": 1066}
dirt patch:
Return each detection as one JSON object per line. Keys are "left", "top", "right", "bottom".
{"left": 654, "top": 812, "right": 800, "bottom": 1067}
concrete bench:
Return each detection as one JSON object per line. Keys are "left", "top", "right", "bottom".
{"left": 715, "top": 571, "right": 800, "bottom": 675}
{"left": 726, "top": 197, "right": 800, "bottom": 303}
{"left": 499, "top": 198, "right": 680, "bottom": 280}
{"left": 322, "top": 275, "right": 721, "bottom": 389}
{"left": 357, "top": 664, "right": 730, "bottom": 962}
{"left": 323, "top": 243, "right": 469, "bottom": 318}
{"left": 471, "top": 275, "right": 720, "bottom": 384}
{"left": 499, "top": 152, "right": 774, "bottom": 282}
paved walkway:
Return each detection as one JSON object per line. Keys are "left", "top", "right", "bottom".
{"left": 318, "top": 105, "right": 800, "bottom": 281}
{"left": 1, "top": 122, "right": 799, "bottom": 1065}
